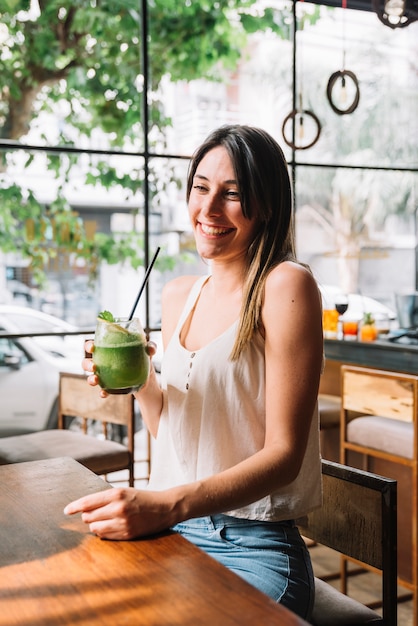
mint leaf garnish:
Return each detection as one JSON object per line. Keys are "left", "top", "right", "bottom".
{"left": 97, "top": 310, "right": 115, "bottom": 322}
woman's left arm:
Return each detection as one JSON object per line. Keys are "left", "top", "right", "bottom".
{"left": 263, "top": 262, "right": 324, "bottom": 480}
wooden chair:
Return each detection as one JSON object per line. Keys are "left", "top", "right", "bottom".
{"left": 297, "top": 459, "right": 397, "bottom": 626}
{"left": 0, "top": 372, "right": 150, "bottom": 486}
{"left": 340, "top": 365, "right": 418, "bottom": 624}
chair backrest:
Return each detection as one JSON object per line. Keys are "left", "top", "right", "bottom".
{"left": 59, "top": 371, "right": 135, "bottom": 431}
{"left": 341, "top": 365, "right": 417, "bottom": 425}
{"left": 341, "top": 364, "right": 418, "bottom": 466}
{"left": 297, "top": 459, "right": 397, "bottom": 626}
{"left": 58, "top": 371, "right": 136, "bottom": 478}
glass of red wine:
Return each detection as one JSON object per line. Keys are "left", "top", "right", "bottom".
{"left": 335, "top": 295, "right": 349, "bottom": 338}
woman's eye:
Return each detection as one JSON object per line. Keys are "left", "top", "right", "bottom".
{"left": 226, "top": 190, "right": 240, "bottom": 199}
{"left": 193, "top": 184, "right": 207, "bottom": 192}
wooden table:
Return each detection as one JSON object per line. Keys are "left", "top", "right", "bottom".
{"left": 0, "top": 457, "right": 309, "bottom": 626}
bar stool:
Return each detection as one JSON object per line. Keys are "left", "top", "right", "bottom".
{"left": 319, "top": 394, "right": 341, "bottom": 429}
{"left": 340, "top": 365, "right": 418, "bottom": 624}
{"left": 318, "top": 393, "right": 341, "bottom": 462}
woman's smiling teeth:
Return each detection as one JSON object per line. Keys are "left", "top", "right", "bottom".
{"left": 200, "top": 223, "right": 232, "bottom": 236}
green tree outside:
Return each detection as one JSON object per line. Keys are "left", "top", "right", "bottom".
{"left": 0, "top": 0, "right": 292, "bottom": 286}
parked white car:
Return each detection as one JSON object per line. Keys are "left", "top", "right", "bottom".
{"left": 0, "top": 306, "right": 90, "bottom": 436}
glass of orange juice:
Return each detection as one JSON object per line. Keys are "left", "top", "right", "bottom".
{"left": 342, "top": 319, "right": 359, "bottom": 341}
{"left": 323, "top": 309, "right": 340, "bottom": 339}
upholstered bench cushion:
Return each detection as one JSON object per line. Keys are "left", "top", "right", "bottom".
{"left": 318, "top": 394, "right": 341, "bottom": 429}
{"left": 311, "top": 577, "right": 382, "bottom": 625}
{"left": 347, "top": 416, "right": 413, "bottom": 459}
{"left": 0, "top": 430, "right": 130, "bottom": 474}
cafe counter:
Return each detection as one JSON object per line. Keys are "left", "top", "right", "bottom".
{"left": 321, "top": 337, "right": 418, "bottom": 395}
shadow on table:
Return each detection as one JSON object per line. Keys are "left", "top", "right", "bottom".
{"left": 1, "top": 520, "right": 88, "bottom": 568}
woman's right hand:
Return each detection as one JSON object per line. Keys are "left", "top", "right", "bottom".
{"left": 82, "top": 339, "right": 109, "bottom": 396}
{"left": 82, "top": 339, "right": 158, "bottom": 398}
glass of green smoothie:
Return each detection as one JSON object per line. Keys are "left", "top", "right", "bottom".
{"left": 93, "top": 313, "right": 150, "bottom": 394}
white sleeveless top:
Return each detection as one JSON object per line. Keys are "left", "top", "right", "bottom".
{"left": 148, "top": 276, "right": 322, "bottom": 521}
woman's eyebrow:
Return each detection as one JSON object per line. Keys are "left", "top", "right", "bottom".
{"left": 194, "top": 173, "right": 237, "bottom": 185}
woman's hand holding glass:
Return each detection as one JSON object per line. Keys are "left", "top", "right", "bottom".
{"left": 83, "top": 339, "right": 157, "bottom": 398}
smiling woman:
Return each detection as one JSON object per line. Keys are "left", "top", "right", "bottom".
{"left": 65, "top": 124, "right": 324, "bottom": 622}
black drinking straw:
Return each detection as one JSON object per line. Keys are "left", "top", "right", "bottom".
{"left": 128, "top": 247, "right": 161, "bottom": 320}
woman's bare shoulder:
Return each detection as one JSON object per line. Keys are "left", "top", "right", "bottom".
{"left": 263, "top": 261, "right": 321, "bottom": 317}
{"left": 262, "top": 261, "right": 322, "bottom": 353}
{"left": 161, "top": 275, "right": 205, "bottom": 344}
{"left": 266, "top": 261, "right": 317, "bottom": 293}
{"left": 162, "top": 275, "right": 203, "bottom": 303}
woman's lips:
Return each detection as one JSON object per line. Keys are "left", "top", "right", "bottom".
{"left": 199, "top": 223, "right": 233, "bottom": 236}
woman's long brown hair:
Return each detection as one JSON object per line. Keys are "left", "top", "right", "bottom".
{"left": 187, "top": 124, "right": 297, "bottom": 360}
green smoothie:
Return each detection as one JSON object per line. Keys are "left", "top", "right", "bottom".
{"left": 93, "top": 316, "right": 149, "bottom": 394}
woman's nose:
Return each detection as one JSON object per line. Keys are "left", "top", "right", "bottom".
{"left": 200, "top": 192, "right": 222, "bottom": 216}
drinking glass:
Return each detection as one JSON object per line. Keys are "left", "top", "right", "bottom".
{"left": 323, "top": 309, "right": 340, "bottom": 339}
{"left": 93, "top": 317, "right": 149, "bottom": 394}
{"left": 334, "top": 296, "right": 349, "bottom": 317}
{"left": 374, "top": 313, "right": 390, "bottom": 339}
{"left": 334, "top": 295, "right": 349, "bottom": 339}
{"left": 342, "top": 319, "right": 359, "bottom": 341}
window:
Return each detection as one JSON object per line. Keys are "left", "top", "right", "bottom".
{"left": 0, "top": 1, "right": 416, "bottom": 328}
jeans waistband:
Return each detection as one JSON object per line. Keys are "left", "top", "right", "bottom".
{"left": 177, "top": 514, "right": 294, "bottom": 531}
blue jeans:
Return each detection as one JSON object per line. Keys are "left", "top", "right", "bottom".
{"left": 172, "top": 514, "right": 314, "bottom": 621}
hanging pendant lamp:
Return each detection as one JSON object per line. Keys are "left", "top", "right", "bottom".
{"left": 282, "top": 2, "right": 321, "bottom": 150}
{"left": 282, "top": 94, "right": 321, "bottom": 151}
{"left": 326, "top": 0, "right": 360, "bottom": 116}
{"left": 372, "top": 0, "right": 417, "bottom": 28}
